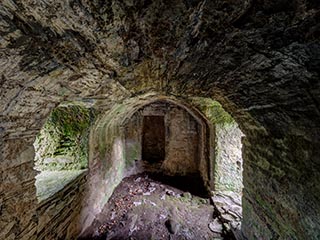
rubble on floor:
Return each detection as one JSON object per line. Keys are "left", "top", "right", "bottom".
{"left": 211, "top": 192, "right": 242, "bottom": 239}
{"left": 79, "top": 173, "right": 239, "bottom": 240}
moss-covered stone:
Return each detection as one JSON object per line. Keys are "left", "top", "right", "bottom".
{"left": 190, "top": 97, "right": 235, "bottom": 125}
{"left": 34, "top": 104, "right": 95, "bottom": 171}
{"left": 125, "top": 142, "right": 140, "bottom": 166}
{"left": 190, "top": 97, "right": 243, "bottom": 193}
{"left": 96, "top": 103, "right": 127, "bottom": 160}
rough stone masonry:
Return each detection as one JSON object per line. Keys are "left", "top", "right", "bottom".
{"left": 0, "top": 0, "right": 320, "bottom": 239}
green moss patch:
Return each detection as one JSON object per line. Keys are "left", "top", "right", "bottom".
{"left": 190, "top": 97, "right": 243, "bottom": 193}
{"left": 190, "top": 97, "right": 234, "bottom": 125}
{"left": 34, "top": 104, "right": 95, "bottom": 171}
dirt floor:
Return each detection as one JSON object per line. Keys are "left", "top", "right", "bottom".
{"left": 79, "top": 172, "right": 236, "bottom": 240}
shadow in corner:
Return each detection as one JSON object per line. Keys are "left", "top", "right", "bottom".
{"left": 146, "top": 172, "right": 210, "bottom": 198}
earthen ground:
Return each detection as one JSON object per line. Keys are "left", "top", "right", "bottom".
{"left": 80, "top": 172, "right": 233, "bottom": 240}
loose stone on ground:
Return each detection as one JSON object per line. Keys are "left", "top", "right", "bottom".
{"left": 79, "top": 172, "right": 236, "bottom": 240}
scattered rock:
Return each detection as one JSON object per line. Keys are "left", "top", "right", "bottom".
{"left": 134, "top": 177, "right": 141, "bottom": 182}
{"left": 82, "top": 173, "right": 216, "bottom": 239}
{"left": 223, "top": 222, "right": 231, "bottom": 230}
{"left": 110, "top": 211, "right": 116, "bottom": 220}
{"left": 165, "top": 189, "right": 176, "bottom": 196}
{"left": 208, "top": 219, "right": 223, "bottom": 234}
{"left": 133, "top": 201, "right": 142, "bottom": 206}
{"left": 144, "top": 199, "right": 157, "bottom": 206}
{"left": 211, "top": 192, "right": 242, "bottom": 231}
{"left": 129, "top": 214, "right": 138, "bottom": 234}
{"left": 150, "top": 182, "right": 156, "bottom": 187}
{"left": 165, "top": 218, "right": 180, "bottom": 234}
{"left": 199, "top": 198, "right": 208, "bottom": 204}
{"left": 182, "top": 192, "right": 192, "bottom": 199}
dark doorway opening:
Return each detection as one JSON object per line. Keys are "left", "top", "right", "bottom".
{"left": 147, "top": 172, "right": 209, "bottom": 197}
{"left": 142, "top": 116, "right": 165, "bottom": 163}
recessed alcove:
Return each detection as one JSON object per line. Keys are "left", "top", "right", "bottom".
{"left": 123, "top": 100, "right": 208, "bottom": 197}
{"left": 124, "top": 101, "right": 205, "bottom": 178}
{"left": 80, "top": 95, "right": 244, "bottom": 238}
{"left": 33, "top": 102, "right": 93, "bottom": 201}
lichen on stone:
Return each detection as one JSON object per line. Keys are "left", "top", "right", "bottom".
{"left": 191, "top": 97, "right": 235, "bottom": 125}
{"left": 34, "top": 103, "right": 94, "bottom": 171}
{"left": 190, "top": 97, "right": 244, "bottom": 193}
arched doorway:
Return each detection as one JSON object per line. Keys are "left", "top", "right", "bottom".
{"left": 122, "top": 98, "right": 211, "bottom": 193}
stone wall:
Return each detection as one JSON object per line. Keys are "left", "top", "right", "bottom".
{"left": 82, "top": 96, "right": 212, "bottom": 232}
{"left": 0, "top": 1, "right": 319, "bottom": 239}
{"left": 164, "top": 104, "right": 200, "bottom": 176}
{"left": 0, "top": 167, "right": 86, "bottom": 240}
{"left": 215, "top": 123, "right": 243, "bottom": 193}
{"left": 37, "top": 171, "right": 87, "bottom": 239}
{"left": 34, "top": 103, "right": 93, "bottom": 171}
{"left": 191, "top": 98, "right": 244, "bottom": 193}
{"left": 125, "top": 101, "right": 205, "bottom": 177}
{"left": 1, "top": 142, "right": 38, "bottom": 240}
{"left": 242, "top": 131, "right": 320, "bottom": 239}
{"left": 81, "top": 102, "right": 129, "bottom": 232}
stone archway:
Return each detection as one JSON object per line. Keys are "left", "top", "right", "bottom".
{"left": 1, "top": 1, "right": 319, "bottom": 238}
{"left": 79, "top": 94, "right": 247, "bottom": 238}
{"left": 81, "top": 95, "right": 213, "bottom": 230}
{"left": 123, "top": 99, "right": 210, "bottom": 182}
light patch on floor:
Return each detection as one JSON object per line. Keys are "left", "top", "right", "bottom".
{"left": 35, "top": 170, "right": 87, "bottom": 201}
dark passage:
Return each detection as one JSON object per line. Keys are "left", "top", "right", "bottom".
{"left": 147, "top": 172, "right": 209, "bottom": 198}
{"left": 142, "top": 116, "right": 165, "bottom": 162}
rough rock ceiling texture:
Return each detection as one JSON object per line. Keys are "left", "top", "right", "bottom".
{"left": 0, "top": 0, "right": 319, "bottom": 239}
{"left": 1, "top": 0, "right": 319, "bottom": 132}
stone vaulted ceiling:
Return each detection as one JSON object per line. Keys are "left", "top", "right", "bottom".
{"left": 0, "top": 0, "right": 320, "bottom": 239}
{"left": 1, "top": 0, "right": 319, "bottom": 134}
